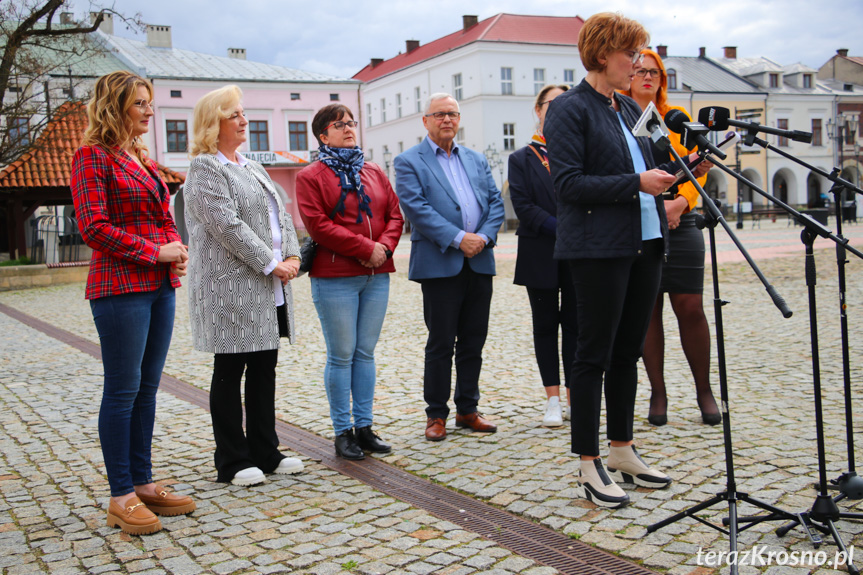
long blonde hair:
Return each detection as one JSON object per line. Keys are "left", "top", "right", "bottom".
{"left": 190, "top": 85, "right": 243, "bottom": 157}
{"left": 82, "top": 71, "right": 153, "bottom": 163}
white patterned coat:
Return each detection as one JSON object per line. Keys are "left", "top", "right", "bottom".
{"left": 184, "top": 154, "right": 300, "bottom": 353}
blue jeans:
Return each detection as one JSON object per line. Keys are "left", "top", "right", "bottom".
{"left": 90, "top": 276, "right": 175, "bottom": 496}
{"left": 311, "top": 274, "right": 389, "bottom": 434}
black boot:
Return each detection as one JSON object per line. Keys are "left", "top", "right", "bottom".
{"left": 334, "top": 429, "right": 365, "bottom": 460}
{"left": 355, "top": 426, "right": 392, "bottom": 454}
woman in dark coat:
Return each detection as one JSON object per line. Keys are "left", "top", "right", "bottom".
{"left": 509, "top": 84, "right": 575, "bottom": 428}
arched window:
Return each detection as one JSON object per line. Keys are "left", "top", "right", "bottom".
{"left": 667, "top": 68, "right": 677, "bottom": 90}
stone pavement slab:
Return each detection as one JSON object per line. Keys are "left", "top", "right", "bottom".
{"left": 2, "top": 223, "right": 863, "bottom": 574}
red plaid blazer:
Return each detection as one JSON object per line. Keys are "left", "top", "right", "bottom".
{"left": 70, "top": 145, "right": 182, "bottom": 299}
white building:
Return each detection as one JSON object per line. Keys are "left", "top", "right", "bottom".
{"left": 353, "top": 14, "right": 586, "bottom": 221}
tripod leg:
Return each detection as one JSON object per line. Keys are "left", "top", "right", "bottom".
{"left": 727, "top": 498, "right": 739, "bottom": 575}
{"left": 823, "top": 519, "right": 858, "bottom": 575}
{"left": 647, "top": 493, "right": 726, "bottom": 533}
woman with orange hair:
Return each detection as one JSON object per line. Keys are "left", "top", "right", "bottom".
{"left": 623, "top": 49, "right": 720, "bottom": 427}
{"left": 71, "top": 71, "right": 195, "bottom": 535}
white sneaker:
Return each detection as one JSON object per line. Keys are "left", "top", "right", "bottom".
{"left": 564, "top": 406, "right": 571, "bottom": 421}
{"left": 542, "top": 396, "right": 563, "bottom": 427}
{"left": 273, "top": 457, "right": 304, "bottom": 475}
{"left": 606, "top": 445, "right": 672, "bottom": 489}
{"left": 231, "top": 467, "right": 265, "bottom": 486}
{"left": 575, "top": 458, "right": 629, "bottom": 508}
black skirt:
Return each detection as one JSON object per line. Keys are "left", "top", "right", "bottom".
{"left": 659, "top": 212, "right": 705, "bottom": 294}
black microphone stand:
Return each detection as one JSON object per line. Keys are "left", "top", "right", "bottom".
{"left": 646, "top": 135, "right": 800, "bottom": 575}
{"left": 706, "top": 157, "right": 861, "bottom": 575}
{"left": 740, "top": 130, "right": 863, "bottom": 507}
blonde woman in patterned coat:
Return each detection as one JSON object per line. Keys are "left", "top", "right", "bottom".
{"left": 184, "top": 85, "right": 304, "bottom": 486}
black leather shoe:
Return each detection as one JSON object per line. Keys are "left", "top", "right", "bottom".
{"left": 355, "top": 426, "right": 391, "bottom": 454}
{"left": 334, "top": 429, "right": 365, "bottom": 460}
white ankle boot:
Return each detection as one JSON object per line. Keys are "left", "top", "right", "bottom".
{"left": 606, "top": 445, "right": 671, "bottom": 489}
{"left": 542, "top": 396, "right": 563, "bottom": 427}
{"left": 575, "top": 458, "right": 630, "bottom": 508}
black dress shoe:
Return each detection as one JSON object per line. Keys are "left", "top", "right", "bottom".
{"left": 701, "top": 411, "right": 722, "bottom": 426}
{"left": 355, "top": 426, "right": 391, "bottom": 453}
{"left": 647, "top": 413, "right": 667, "bottom": 426}
{"left": 334, "top": 429, "right": 365, "bottom": 460}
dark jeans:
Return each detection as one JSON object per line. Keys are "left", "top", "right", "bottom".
{"left": 210, "top": 349, "right": 284, "bottom": 482}
{"left": 420, "top": 261, "right": 493, "bottom": 420}
{"left": 568, "top": 239, "right": 663, "bottom": 456}
{"left": 90, "top": 276, "right": 175, "bottom": 497}
{"left": 526, "top": 261, "right": 577, "bottom": 388}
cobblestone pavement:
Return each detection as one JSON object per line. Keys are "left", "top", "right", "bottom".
{"left": 2, "top": 219, "right": 863, "bottom": 575}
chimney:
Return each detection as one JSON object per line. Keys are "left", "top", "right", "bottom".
{"left": 406, "top": 40, "right": 420, "bottom": 53}
{"left": 146, "top": 25, "right": 172, "bottom": 49}
{"left": 698, "top": 47, "right": 706, "bottom": 58}
{"left": 90, "top": 11, "right": 114, "bottom": 35}
{"left": 227, "top": 48, "right": 246, "bottom": 60}
{"left": 838, "top": 48, "right": 849, "bottom": 57}
{"left": 723, "top": 46, "right": 737, "bottom": 59}
{"left": 463, "top": 15, "right": 478, "bottom": 31}
{"left": 60, "top": 12, "right": 74, "bottom": 25}
{"left": 370, "top": 58, "right": 384, "bottom": 68}
{"left": 656, "top": 45, "right": 667, "bottom": 58}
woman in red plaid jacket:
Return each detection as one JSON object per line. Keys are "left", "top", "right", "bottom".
{"left": 70, "top": 71, "right": 196, "bottom": 536}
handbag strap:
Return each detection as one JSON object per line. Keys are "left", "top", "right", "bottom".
{"left": 528, "top": 145, "right": 550, "bottom": 173}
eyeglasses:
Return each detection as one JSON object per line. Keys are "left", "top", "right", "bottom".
{"left": 424, "top": 111, "right": 461, "bottom": 121}
{"left": 132, "top": 99, "right": 155, "bottom": 111}
{"left": 325, "top": 120, "right": 359, "bottom": 131}
{"left": 623, "top": 50, "right": 645, "bottom": 65}
{"left": 635, "top": 68, "right": 662, "bottom": 78}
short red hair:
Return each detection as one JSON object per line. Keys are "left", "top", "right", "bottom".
{"left": 578, "top": 12, "right": 650, "bottom": 73}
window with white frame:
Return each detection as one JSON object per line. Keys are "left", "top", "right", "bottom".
{"left": 501, "top": 67, "right": 513, "bottom": 95}
{"left": 415, "top": 86, "right": 422, "bottom": 113}
{"left": 503, "top": 123, "right": 515, "bottom": 151}
{"left": 453, "top": 73, "right": 463, "bottom": 101}
{"left": 396, "top": 93, "right": 402, "bottom": 118}
{"left": 367, "top": 103, "right": 372, "bottom": 127}
{"left": 8, "top": 117, "right": 29, "bottom": 147}
{"left": 667, "top": 69, "right": 677, "bottom": 90}
{"left": 564, "top": 69, "right": 576, "bottom": 87}
{"left": 533, "top": 68, "right": 545, "bottom": 95}
{"left": 166, "top": 120, "right": 187, "bottom": 152}
{"left": 249, "top": 121, "right": 269, "bottom": 151}
{"left": 289, "top": 121, "right": 308, "bottom": 151}
{"left": 457, "top": 128, "right": 465, "bottom": 146}
{"left": 777, "top": 118, "right": 789, "bottom": 147}
{"left": 811, "top": 118, "right": 822, "bottom": 147}
{"left": 380, "top": 98, "right": 386, "bottom": 122}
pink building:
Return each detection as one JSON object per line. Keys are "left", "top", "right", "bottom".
{"left": 96, "top": 23, "right": 360, "bottom": 235}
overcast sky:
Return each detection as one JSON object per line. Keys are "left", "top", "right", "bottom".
{"left": 85, "top": 0, "right": 863, "bottom": 79}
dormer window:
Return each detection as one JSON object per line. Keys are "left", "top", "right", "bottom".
{"left": 803, "top": 74, "right": 812, "bottom": 89}
{"left": 769, "top": 73, "right": 779, "bottom": 88}
{"left": 667, "top": 69, "right": 677, "bottom": 90}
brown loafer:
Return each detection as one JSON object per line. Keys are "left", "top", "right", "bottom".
{"left": 425, "top": 418, "right": 446, "bottom": 441}
{"left": 136, "top": 484, "right": 196, "bottom": 516}
{"left": 455, "top": 412, "right": 497, "bottom": 433}
{"left": 106, "top": 496, "right": 162, "bottom": 535}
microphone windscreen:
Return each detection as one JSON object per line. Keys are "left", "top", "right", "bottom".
{"left": 663, "top": 109, "right": 688, "bottom": 133}
{"left": 698, "top": 107, "right": 730, "bottom": 130}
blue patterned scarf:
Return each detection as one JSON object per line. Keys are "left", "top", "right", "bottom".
{"left": 318, "top": 145, "right": 372, "bottom": 223}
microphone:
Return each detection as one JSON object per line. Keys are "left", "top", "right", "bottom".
{"left": 632, "top": 101, "right": 670, "bottom": 149}
{"left": 698, "top": 107, "right": 812, "bottom": 144}
{"left": 664, "top": 109, "right": 728, "bottom": 160}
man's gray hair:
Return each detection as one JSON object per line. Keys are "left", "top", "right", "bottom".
{"left": 425, "top": 93, "right": 460, "bottom": 115}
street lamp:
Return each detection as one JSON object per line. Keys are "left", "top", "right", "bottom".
{"left": 483, "top": 143, "right": 504, "bottom": 187}
{"left": 382, "top": 148, "right": 393, "bottom": 180}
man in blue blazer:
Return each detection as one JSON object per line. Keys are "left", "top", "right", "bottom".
{"left": 394, "top": 93, "right": 505, "bottom": 441}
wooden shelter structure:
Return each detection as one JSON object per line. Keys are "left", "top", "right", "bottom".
{"left": 0, "top": 101, "right": 184, "bottom": 259}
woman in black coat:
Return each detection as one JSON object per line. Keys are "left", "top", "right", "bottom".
{"left": 509, "top": 84, "right": 575, "bottom": 428}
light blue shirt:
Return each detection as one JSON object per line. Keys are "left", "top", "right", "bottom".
{"left": 425, "top": 136, "right": 488, "bottom": 249}
{"left": 617, "top": 113, "right": 662, "bottom": 241}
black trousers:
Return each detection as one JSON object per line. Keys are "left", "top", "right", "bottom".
{"left": 420, "top": 260, "right": 493, "bottom": 420}
{"left": 526, "top": 260, "right": 578, "bottom": 388}
{"left": 568, "top": 239, "right": 663, "bottom": 456}
{"left": 210, "top": 349, "right": 284, "bottom": 482}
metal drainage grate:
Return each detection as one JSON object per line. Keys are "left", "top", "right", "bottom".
{"left": 2, "top": 303, "right": 659, "bottom": 575}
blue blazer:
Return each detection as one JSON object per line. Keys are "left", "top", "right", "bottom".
{"left": 394, "top": 138, "right": 505, "bottom": 281}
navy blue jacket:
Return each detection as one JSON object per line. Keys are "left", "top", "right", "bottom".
{"left": 544, "top": 78, "right": 669, "bottom": 260}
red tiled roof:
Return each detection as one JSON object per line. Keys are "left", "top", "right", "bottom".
{"left": 353, "top": 13, "right": 584, "bottom": 83}
{"left": 0, "top": 101, "right": 184, "bottom": 189}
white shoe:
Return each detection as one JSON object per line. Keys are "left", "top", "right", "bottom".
{"left": 606, "top": 445, "right": 672, "bottom": 489}
{"left": 273, "top": 457, "right": 304, "bottom": 475}
{"left": 575, "top": 458, "right": 629, "bottom": 508}
{"left": 564, "top": 406, "right": 571, "bottom": 421}
{"left": 231, "top": 467, "right": 265, "bottom": 486}
{"left": 542, "top": 396, "right": 563, "bottom": 427}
